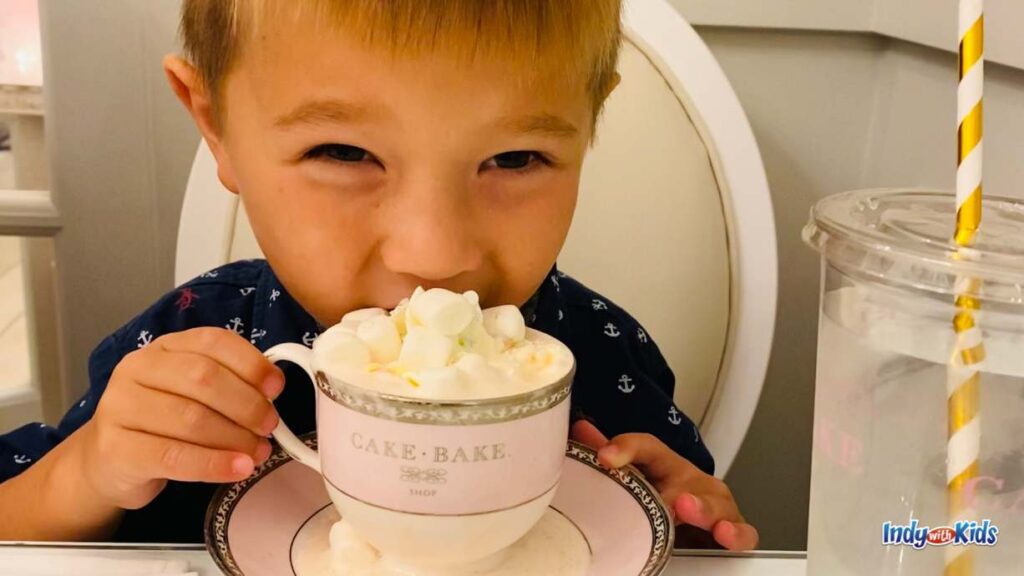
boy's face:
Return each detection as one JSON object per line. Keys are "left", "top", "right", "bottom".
{"left": 171, "top": 18, "right": 597, "bottom": 325}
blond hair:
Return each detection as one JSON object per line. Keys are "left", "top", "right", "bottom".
{"left": 180, "top": 0, "right": 622, "bottom": 121}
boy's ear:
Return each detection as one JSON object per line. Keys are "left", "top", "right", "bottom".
{"left": 602, "top": 72, "right": 622, "bottom": 101}
{"left": 162, "top": 54, "right": 240, "bottom": 195}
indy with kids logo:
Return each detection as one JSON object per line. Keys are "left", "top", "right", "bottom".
{"left": 882, "top": 519, "right": 999, "bottom": 550}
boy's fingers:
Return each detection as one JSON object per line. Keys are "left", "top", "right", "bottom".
{"left": 158, "top": 328, "right": 284, "bottom": 397}
{"left": 121, "top": 428, "right": 254, "bottom": 483}
{"left": 570, "top": 419, "right": 610, "bottom": 450}
{"left": 598, "top": 433, "right": 693, "bottom": 481}
{"left": 659, "top": 487, "right": 683, "bottom": 520}
{"left": 712, "top": 520, "right": 760, "bottom": 551}
{"left": 115, "top": 386, "right": 270, "bottom": 459}
{"left": 674, "top": 492, "right": 742, "bottom": 532}
{"left": 120, "top": 350, "right": 278, "bottom": 436}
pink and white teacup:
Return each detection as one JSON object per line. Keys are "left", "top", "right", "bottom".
{"left": 264, "top": 329, "right": 574, "bottom": 568}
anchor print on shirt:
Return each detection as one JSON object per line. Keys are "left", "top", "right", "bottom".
{"left": 225, "top": 317, "right": 245, "bottom": 334}
{"left": 250, "top": 328, "right": 267, "bottom": 344}
{"left": 269, "top": 289, "right": 281, "bottom": 307}
{"left": 557, "top": 309, "right": 564, "bottom": 321}
{"left": 550, "top": 275, "right": 560, "bottom": 291}
{"left": 136, "top": 330, "right": 153, "bottom": 348}
{"left": 637, "top": 327, "right": 649, "bottom": 344}
{"left": 239, "top": 287, "right": 255, "bottom": 296}
{"left": 617, "top": 374, "right": 635, "bottom": 394}
{"left": 302, "top": 331, "right": 317, "bottom": 347}
{"left": 668, "top": 406, "right": 683, "bottom": 426}
{"left": 13, "top": 455, "right": 31, "bottom": 465}
{"left": 200, "top": 270, "right": 219, "bottom": 279}
{"left": 175, "top": 288, "right": 199, "bottom": 312}
{"left": 603, "top": 322, "right": 620, "bottom": 338}
{"left": 592, "top": 298, "right": 608, "bottom": 311}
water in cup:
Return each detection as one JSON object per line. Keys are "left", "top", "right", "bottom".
{"left": 805, "top": 190, "right": 1024, "bottom": 575}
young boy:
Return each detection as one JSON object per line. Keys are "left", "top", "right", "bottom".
{"left": 0, "top": 0, "right": 757, "bottom": 550}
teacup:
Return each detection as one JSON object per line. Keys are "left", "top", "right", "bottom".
{"left": 265, "top": 328, "right": 574, "bottom": 568}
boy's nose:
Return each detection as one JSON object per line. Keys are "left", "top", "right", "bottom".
{"left": 379, "top": 184, "right": 484, "bottom": 282}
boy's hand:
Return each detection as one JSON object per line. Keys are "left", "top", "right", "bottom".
{"left": 571, "top": 420, "right": 759, "bottom": 551}
{"left": 76, "top": 328, "right": 283, "bottom": 510}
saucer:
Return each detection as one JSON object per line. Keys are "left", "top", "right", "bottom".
{"left": 205, "top": 436, "right": 673, "bottom": 576}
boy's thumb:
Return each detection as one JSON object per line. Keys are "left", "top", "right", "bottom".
{"left": 570, "top": 419, "right": 609, "bottom": 450}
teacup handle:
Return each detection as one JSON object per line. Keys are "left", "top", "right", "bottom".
{"left": 264, "top": 343, "right": 322, "bottom": 472}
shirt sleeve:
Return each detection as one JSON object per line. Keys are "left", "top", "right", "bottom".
{"left": 0, "top": 262, "right": 262, "bottom": 484}
{"left": 0, "top": 332, "right": 121, "bottom": 482}
{"left": 634, "top": 334, "right": 716, "bottom": 476}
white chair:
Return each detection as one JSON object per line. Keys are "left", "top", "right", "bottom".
{"left": 175, "top": 0, "right": 776, "bottom": 478}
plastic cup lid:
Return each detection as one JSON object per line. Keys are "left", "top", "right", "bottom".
{"left": 803, "top": 189, "right": 1024, "bottom": 306}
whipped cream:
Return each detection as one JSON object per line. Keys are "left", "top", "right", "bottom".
{"left": 314, "top": 287, "right": 573, "bottom": 400}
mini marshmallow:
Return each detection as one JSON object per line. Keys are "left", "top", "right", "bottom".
{"left": 509, "top": 343, "right": 568, "bottom": 386}
{"left": 457, "top": 321, "right": 500, "bottom": 358}
{"left": 407, "top": 288, "right": 475, "bottom": 336}
{"left": 398, "top": 327, "right": 454, "bottom": 370}
{"left": 339, "top": 307, "right": 387, "bottom": 331}
{"left": 317, "top": 288, "right": 572, "bottom": 401}
{"left": 389, "top": 299, "right": 409, "bottom": 336}
{"left": 462, "top": 290, "right": 482, "bottom": 319}
{"left": 454, "top": 353, "right": 507, "bottom": 388}
{"left": 482, "top": 305, "right": 526, "bottom": 347}
{"left": 317, "top": 328, "right": 372, "bottom": 368}
{"left": 405, "top": 366, "right": 463, "bottom": 398}
{"left": 356, "top": 315, "right": 402, "bottom": 364}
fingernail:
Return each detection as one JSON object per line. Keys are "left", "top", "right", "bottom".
{"left": 254, "top": 439, "right": 272, "bottom": 464}
{"left": 689, "top": 494, "right": 704, "bottom": 512}
{"left": 261, "top": 371, "right": 285, "bottom": 399}
{"left": 599, "top": 445, "right": 621, "bottom": 467}
{"left": 232, "top": 454, "right": 254, "bottom": 476}
{"left": 717, "top": 520, "right": 736, "bottom": 543}
{"left": 261, "top": 410, "right": 280, "bottom": 436}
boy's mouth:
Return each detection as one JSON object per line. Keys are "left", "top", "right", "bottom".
{"left": 372, "top": 280, "right": 489, "bottom": 311}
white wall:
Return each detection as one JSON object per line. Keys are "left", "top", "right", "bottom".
{"left": 673, "top": 0, "right": 1024, "bottom": 70}
{"left": 863, "top": 40, "right": 1024, "bottom": 195}
{"left": 694, "top": 28, "right": 884, "bottom": 550}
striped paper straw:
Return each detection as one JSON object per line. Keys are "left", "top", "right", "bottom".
{"left": 947, "top": 1, "right": 984, "bottom": 575}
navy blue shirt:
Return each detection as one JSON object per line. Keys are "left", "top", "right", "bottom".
{"left": 0, "top": 260, "right": 712, "bottom": 542}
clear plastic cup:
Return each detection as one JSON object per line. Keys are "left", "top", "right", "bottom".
{"left": 803, "top": 189, "right": 1024, "bottom": 575}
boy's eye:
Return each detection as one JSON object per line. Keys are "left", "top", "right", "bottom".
{"left": 485, "top": 151, "right": 546, "bottom": 171}
{"left": 305, "top": 144, "right": 371, "bottom": 163}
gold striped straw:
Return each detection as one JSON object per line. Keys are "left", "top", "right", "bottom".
{"left": 947, "top": 1, "right": 984, "bottom": 575}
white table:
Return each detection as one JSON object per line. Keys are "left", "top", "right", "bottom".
{"left": 0, "top": 544, "right": 806, "bottom": 575}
